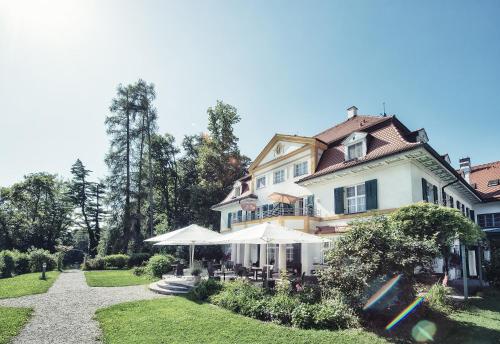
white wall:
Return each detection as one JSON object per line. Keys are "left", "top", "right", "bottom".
{"left": 474, "top": 201, "right": 500, "bottom": 216}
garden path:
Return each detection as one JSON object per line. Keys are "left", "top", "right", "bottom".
{"left": 0, "top": 269, "right": 164, "bottom": 344}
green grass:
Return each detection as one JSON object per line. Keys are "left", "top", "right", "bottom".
{"left": 441, "top": 290, "right": 500, "bottom": 343}
{"left": 84, "top": 269, "right": 158, "bottom": 287}
{"left": 0, "top": 271, "right": 60, "bottom": 299}
{"left": 95, "top": 297, "right": 388, "bottom": 344}
{"left": 0, "top": 307, "right": 32, "bottom": 344}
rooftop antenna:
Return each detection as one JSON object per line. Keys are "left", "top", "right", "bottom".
{"left": 383, "top": 102, "right": 387, "bottom": 116}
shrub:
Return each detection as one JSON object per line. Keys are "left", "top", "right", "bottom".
{"left": 426, "top": 283, "right": 451, "bottom": 311}
{"left": 12, "top": 251, "right": 30, "bottom": 275}
{"left": 267, "top": 293, "right": 300, "bottom": 325}
{"left": 132, "top": 266, "right": 147, "bottom": 276}
{"left": 28, "top": 248, "right": 56, "bottom": 272}
{"left": 191, "top": 268, "right": 202, "bottom": 276}
{"left": 297, "top": 285, "right": 322, "bottom": 304}
{"left": 128, "top": 253, "right": 150, "bottom": 268}
{"left": 146, "top": 254, "right": 174, "bottom": 278}
{"left": 104, "top": 254, "right": 129, "bottom": 269}
{"left": 211, "top": 279, "right": 266, "bottom": 313}
{"left": 312, "top": 298, "right": 360, "bottom": 330}
{"left": 63, "top": 249, "right": 85, "bottom": 267}
{"left": 190, "top": 279, "right": 223, "bottom": 301}
{"left": 82, "top": 257, "right": 105, "bottom": 271}
{"left": 291, "top": 303, "right": 316, "bottom": 328}
{"left": 0, "top": 251, "right": 15, "bottom": 278}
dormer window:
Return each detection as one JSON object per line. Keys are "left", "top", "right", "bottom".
{"left": 234, "top": 186, "right": 241, "bottom": 197}
{"left": 342, "top": 132, "right": 367, "bottom": 161}
{"left": 347, "top": 142, "right": 363, "bottom": 160}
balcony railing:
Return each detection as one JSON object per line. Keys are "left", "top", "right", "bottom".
{"left": 230, "top": 206, "right": 318, "bottom": 225}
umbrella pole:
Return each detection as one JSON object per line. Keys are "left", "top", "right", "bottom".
{"left": 190, "top": 244, "right": 195, "bottom": 270}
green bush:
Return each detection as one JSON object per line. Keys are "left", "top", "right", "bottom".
{"left": 28, "top": 248, "right": 56, "bottom": 272}
{"left": 82, "top": 257, "right": 105, "bottom": 270}
{"left": 128, "top": 253, "right": 151, "bottom": 268}
{"left": 426, "top": 283, "right": 451, "bottom": 311}
{"left": 132, "top": 266, "right": 146, "bottom": 276}
{"left": 297, "top": 285, "right": 322, "bottom": 304}
{"left": 12, "top": 251, "right": 30, "bottom": 275}
{"left": 267, "top": 293, "right": 300, "bottom": 325}
{"left": 211, "top": 279, "right": 266, "bottom": 313}
{"left": 291, "top": 303, "right": 316, "bottom": 328}
{"left": 104, "top": 254, "right": 129, "bottom": 269}
{"left": 312, "top": 298, "right": 360, "bottom": 330}
{"left": 146, "top": 254, "right": 175, "bottom": 278}
{"left": 0, "top": 251, "right": 15, "bottom": 278}
{"left": 63, "top": 249, "right": 85, "bottom": 267}
{"left": 190, "top": 279, "right": 223, "bottom": 301}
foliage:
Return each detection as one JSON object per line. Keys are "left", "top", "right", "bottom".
{"left": 0, "top": 173, "right": 73, "bottom": 252}
{"left": 95, "top": 297, "right": 388, "bottom": 344}
{"left": 27, "top": 248, "right": 56, "bottom": 272}
{"left": 0, "top": 272, "right": 60, "bottom": 299}
{"left": 63, "top": 249, "right": 85, "bottom": 267}
{"left": 127, "top": 253, "right": 150, "bottom": 268}
{"left": 11, "top": 251, "right": 30, "bottom": 275}
{"left": 210, "top": 279, "right": 266, "bottom": 314}
{"left": 0, "top": 251, "right": 15, "bottom": 278}
{"left": 146, "top": 254, "right": 174, "bottom": 278}
{"left": 191, "top": 268, "right": 202, "bottom": 276}
{"left": 68, "top": 159, "right": 106, "bottom": 257}
{"left": 132, "top": 266, "right": 146, "bottom": 276}
{"left": 425, "top": 283, "right": 451, "bottom": 312}
{"left": 82, "top": 257, "right": 105, "bottom": 271}
{"left": 84, "top": 269, "right": 156, "bottom": 287}
{"left": 0, "top": 307, "right": 33, "bottom": 344}
{"left": 312, "top": 298, "right": 360, "bottom": 330}
{"left": 296, "top": 284, "right": 322, "bottom": 304}
{"left": 485, "top": 247, "right": 500, "bottom": 288}
{"left": 390, "top": 202, "right": 484, "bottom": 274}
{"left": 268, "top": 293, "right": 301, "bottom": 324}
{"left": 319, "top": 216, "right": 438, "bottom": 309}
{"left": 189, "top": 279, "right": 223, "bottom": 301}
{"left": 104, "top": 254, "right": 129, "bottom": 269}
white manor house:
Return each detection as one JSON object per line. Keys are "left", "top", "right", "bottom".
{"left": 212, "top": 106, "right": 500, "bottom": 279}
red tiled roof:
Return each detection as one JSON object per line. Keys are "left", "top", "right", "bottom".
{"left": 469, "top": 161, "right": 500, "bottom": 201}
{"left": 314, "top": 115, "right": 393, "bottom": 144}
{"left": 301, "top": 117, "right": 421, "bottom": 182}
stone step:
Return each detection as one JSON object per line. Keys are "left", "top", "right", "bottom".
{"left": 156, "top": 281, "right": 192, "bottom": 292}
{"left": 148, "top": 282, "right": 191, "bottom": 295}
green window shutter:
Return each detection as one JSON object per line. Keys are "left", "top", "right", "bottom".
{"left": 365, "top": 179, "right": 378, "bottom": 210}
{"left": 227, "top": 212, "right": 232, "bottom": 229}
{"left": 470, "top": 210, "right": 475, "bottom": 223}
{"left": 432, "top": 185, "right": 438, "bottom": 204}
{"left": 421, "top": 178, "right": 428, "bottom": 202}
{"left": 334, "top": 187, "right": 344, "bottom": 214}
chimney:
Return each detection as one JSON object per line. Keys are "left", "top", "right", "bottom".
{"left": 347, "top": 106, "right": 358, "bottom": 119}
{"left": 459, "top": 157, "right": 471, "bottom": 183}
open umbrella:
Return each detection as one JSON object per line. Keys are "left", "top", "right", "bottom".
{"left": 147, "top": 224, "right": 222, "bottom": 269}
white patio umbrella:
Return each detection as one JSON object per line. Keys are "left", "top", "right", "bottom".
{"left": 147, "top": 224, "right": 222, "bottom": 269}
{"left": 210, "top": 222, "right": 329, "bottom": 277}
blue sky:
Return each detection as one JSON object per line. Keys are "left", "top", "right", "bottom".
{"left": 1, "top": 0, "right": 499, "bottom": 185}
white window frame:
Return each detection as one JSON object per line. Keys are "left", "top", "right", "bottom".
{"left": 234, "top": 186, "right": 241, "bottom": 197}
{"left": 256, "top": 176, "right": 266, "bottom": 189}
{"left": 346, "top": 183, "right": 366, "bottom": 214}
{"left": 347, "top": 141, "right": 364, "bottom": 160}
{"left": 286, "top": 244, "right": 294, "bottom": 262}
{"left": 293, "top": 161, "right": 308, "bottom": 177}
{"left": 273, "top": 169, "right": 285, "bottom": 184}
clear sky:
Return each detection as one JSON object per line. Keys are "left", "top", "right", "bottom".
{"left": 1, "top": 0, "right": 499, "bottom": 186}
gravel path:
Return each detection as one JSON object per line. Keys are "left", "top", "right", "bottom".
{"left": 0, "top": 270, "right": 164, "bottom": 344}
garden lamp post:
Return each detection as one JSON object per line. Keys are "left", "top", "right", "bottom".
{"left": 41, "top": 262, "right": 47, "bottom": 280}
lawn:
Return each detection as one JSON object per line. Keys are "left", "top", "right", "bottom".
{"left": 0, "top": 307, "right": 32, "bottom": 344}
{"left": 0, "top": 271, "right": 60, "bottom": 299}
{"left": 84, "top": 269, "right": 158, "bottom": 287}
{"left": 95, "top": 297, "right": 388, "bottom": 344}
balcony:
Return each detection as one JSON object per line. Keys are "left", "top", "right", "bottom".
{"left": 230, "top": 205, "right": 318, "bottom": 225}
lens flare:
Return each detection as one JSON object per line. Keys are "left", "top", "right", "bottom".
{"left": 411, "top": 320, "right": 437, "bottom": 342}
{"left": 363, "top": 275, "right": 401, "bottom": 310}
{"left": 385, "top": 296, "right": 425, "bottom": 330}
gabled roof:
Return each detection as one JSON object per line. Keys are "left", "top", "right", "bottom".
{"left": 248, "top": 134, "right": 326, "bottom": 172}
{"left": 468, "top": 161, "right": 500, "bottom": 201}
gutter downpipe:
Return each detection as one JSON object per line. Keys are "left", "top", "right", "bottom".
{"left": 442, "top": 178, "right": 469, "bottom": 300}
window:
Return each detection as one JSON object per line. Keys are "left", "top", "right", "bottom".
{"left": 267, "top": 244, "right": 278, "bottom": 265}
{"left": 273, "top": 169, "right": 285, "bottom": 184}
{"left": 321, "top": 241, "right": 332, "bottom": 264}
{"left": 286, "top": 244, "right": 294, "bottom": 262}
{"left": 256, "top": 176, "right": 266, "bottom": 189}
{"left": 293, "top": 161, "right": 308, "bottom": 177}
{"left": 234, "top": 186, "right": 241, "bottom": 197}
{"left": 478, "top": 213, "right": 500, "bottom": 228}
{"left": 346, "top": 183, "right": 366, "bottom": 214}
{"left": 488, "top": 179, "right": 500, "bottom": 187}
{"left": 347, "top": 142, "right": 363, "bottom": 160}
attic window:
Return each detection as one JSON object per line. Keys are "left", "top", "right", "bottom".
{"left": 347, "top": 142, "right": 363, "bottom": 160}
{"left": 234, "top": 186, "right": 241, "bottom": 197}
{"left": 488, "top": 179, "right": 500, "bottom": 187}
{"left": 342, "top": 132, "right": 367, "bottom": 161}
